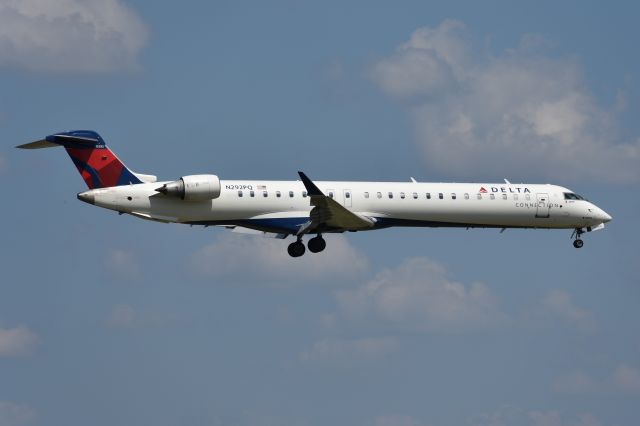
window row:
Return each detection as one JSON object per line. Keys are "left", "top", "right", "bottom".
{"left": 238, "top": 190, "right": 308, "bottom": 198}
{"left": 238, "top": 190, "right": 531, "bottom": 201}
{"left": 236, "top": 190, "right": 532, "bottom": 201}
{"left": 361, "top": 191, "right": 532, "bottom": 201}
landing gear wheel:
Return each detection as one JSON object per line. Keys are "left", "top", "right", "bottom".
{"left": 287, "top": 241, "right": 306, "bottom": 257}
{"left": 308, "top": 236, "right": 326, "bottom": 253}
{"left": 573, "top": 239, "right": 584, "bottom": 249}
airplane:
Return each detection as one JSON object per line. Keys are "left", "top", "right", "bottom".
{"left": 17, "top": 130, "right": 612, "bottom": 257}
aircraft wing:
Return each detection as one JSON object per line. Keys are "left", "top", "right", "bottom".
{"left": 297, "top": 171, "right": 374, "bottom": 235}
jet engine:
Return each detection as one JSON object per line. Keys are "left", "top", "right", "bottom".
{"left": 155, "top": 174, "right": 221, "bottom": 201}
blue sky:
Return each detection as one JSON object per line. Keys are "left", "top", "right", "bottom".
{"left": 1, "top": 1, "right": 639, "bottom": 425}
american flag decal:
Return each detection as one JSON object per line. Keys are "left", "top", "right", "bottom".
{"left": 257, "top": 185, "right": 267, "bottom": 190}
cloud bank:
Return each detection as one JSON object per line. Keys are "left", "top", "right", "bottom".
{"left": 0, "top": 325, "right": 38, "bottom": 357}
{"left": 191, "top": 234, "right": 369, "bottom": 286}
{"left": 0, "top": 0, "right": 148, "bottom": 73}
{"left": 372, "top": 20, "right": 640, "bottom": 183}
{"left": 335, "top": 257, "right": 505, "bottom": 332}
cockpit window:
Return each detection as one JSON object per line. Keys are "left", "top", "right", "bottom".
{"left": 564, "top": 192, "right": 585, "bottom": 200}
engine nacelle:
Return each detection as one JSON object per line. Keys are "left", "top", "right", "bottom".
{"left": 156, "top": 174, "right": 221, "bottom": 201}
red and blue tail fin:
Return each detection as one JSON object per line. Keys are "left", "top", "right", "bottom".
{"left": 18, "top": 130, "right": 145, "bottom": 189}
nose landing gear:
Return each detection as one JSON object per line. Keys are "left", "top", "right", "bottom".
{"left": 571, "top": 228, "right": 584, "bottom": 249}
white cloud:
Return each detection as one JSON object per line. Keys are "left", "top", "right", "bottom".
{"left": 0, "top": 325, "right": 39, "bottom": 357}
{"left": 0, "top": 402, "right": 36, "bottom": 426}
{"left": 372, "top": 21, "right": 640, "bottom": 183}
{"left": 191, "top": 234, "right": 369, "bottom": 286}
{"left": 552, "top": 371, "right": 597, "bottom": 394}
{"left": 540, "top": 289, "right": 595, "bottom": 332}
{"left": 529, "top": 412, "right": 601, "bottom": 426}
{"left": 374, "top": 415, "right": 425, "bottom": 426}
{"left": 470, "top": 407, "right": 601, "bottom": 426}
{"left": 372, "top": 20, "right": 466, "bottom": 99}
{"left": 551, "top": 365, "right": 640, "bottom": 395}
{"left": 0, "top": 0, "right": 148, "bottom": 73}
{"left": 612, "top": 364, "right": 640, "bottom": 392}
{"left": 105, "top": 248, "right": 141, "bottom": 280}
{"left": 335, "top": 257, "right": 505, "bottom": 332}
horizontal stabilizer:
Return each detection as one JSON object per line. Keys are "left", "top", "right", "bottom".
{"left": 16, "top": 139, "right": 58, "bottom": 149}
{"left": 134, "top": 173, "right": 157, "bottom": 183}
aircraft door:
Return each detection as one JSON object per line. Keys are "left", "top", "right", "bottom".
{"left": 343, "top": 189, "right": 352, "bottom": 207}
{"left": 535, "top": 193, "right": 550, "bottom": 218}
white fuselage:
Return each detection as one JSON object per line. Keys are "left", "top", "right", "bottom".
{"left": 81, "top": 179, "right": 611, "bottom": 234}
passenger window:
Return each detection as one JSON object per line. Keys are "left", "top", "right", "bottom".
{"left": 502, "top": 194, "right": 507, "bottom": 200}
{"left": 364, "top": 192, "right": 369, "bottom": 198}
{"left": 464, "top": 193, "right": 469, "bottom": 199}
{"left": 377, "top": 192, "right": 382, "bottom": 199}
{"left": 238, "top": 190, "right": 243, "bottom": 197}
{"left": 328, "top": 191, "right": 333, "bottom": 198}
{"left": 490, "top": 193, "right": 495, "bottom": 200}
{"left": 250, "top": 190, "right": 255, "bottom": 197}
{"left": 388, "top": 192, "right": 393, "bottom": 199}
{"left": 438, "top": 193, "right": 443, "bottom": 199}
{"left": 413, "top": 192, "right": 418, "bottom": 199}
{"left": 477, "top": 193, "right": 482, "bottom": 199}
{"left": 263, "top": 191, "right": 268, "bottom": 197}
{"left": 345, "top": 192, "right": 351, "bottom": 198}
{"left": 426, "top": 193, "right": 431, "bottom": 199}
{"left": 400, "top": 192, "right": 405, "bottom": 199}
{"left": 303, "top": 191, "right": 308, "bottom": 198}
{"left": 289, "top": 190, "right": 294, "bottom": 198}
{"left": 451, "top": 193, "right": 456, "bottom": 200}
{"left": 513, "top": 194, "right": 518, "bottom": 200}
{"left": 276, "top": 191, "right": 281, "bottom": 198}
{"left": 525, "top": 194, "right": 531, "bottom": 201}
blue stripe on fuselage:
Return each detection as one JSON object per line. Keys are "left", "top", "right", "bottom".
{"left": 187, "top": 216, "right": 537, "bottom": 234}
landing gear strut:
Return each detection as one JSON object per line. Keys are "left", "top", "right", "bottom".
{"left": 572, "top": 228, "right": 584, "bottom": 249}
{"left": 287, "top": 239, "right": 306, "bottom": 257}
{"left": 307, "top": 235, "right": 326, "bottom": 253}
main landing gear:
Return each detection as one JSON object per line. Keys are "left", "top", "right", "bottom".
{"left": 571, "top": 228, "right": 585, "bottom": 249}
{"left": 287, "top": 235, "right": 326, "bottom": 257}
{"left": 307, "top": 235, "right": 326, "bottom": 253}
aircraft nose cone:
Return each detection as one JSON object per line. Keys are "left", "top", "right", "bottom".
{"left": 596, "top": 206, "right": 612, "bottom": 223}
{"left": 77, "top": 191, "right": 95, "bottom": 205}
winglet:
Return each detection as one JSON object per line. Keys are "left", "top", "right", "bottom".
{"left": 297, "top": 171, "right": 324, "bottom": 196}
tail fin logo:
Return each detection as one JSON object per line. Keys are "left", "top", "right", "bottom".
{"left": 49, "top": 130, "right": 142, "bottom": 189}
